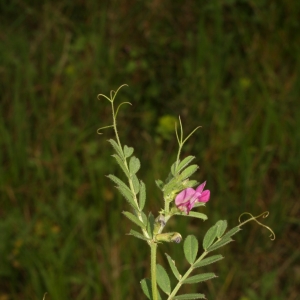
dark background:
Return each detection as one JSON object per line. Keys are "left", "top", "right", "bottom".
{"left": 0, "top": 0, "right": 299, "bottom": 299}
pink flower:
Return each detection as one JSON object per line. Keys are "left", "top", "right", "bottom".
{"left": 175, "top": 181, "right": 210, "bottom": 214}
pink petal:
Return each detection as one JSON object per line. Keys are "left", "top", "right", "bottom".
{"left": 186, "top": 199, "right": 196, "bottom": 213}
{"left": 195, "top": 181, "right": 206, "bottom": 194}
{"left": 198, "top": 190, "right": 210, "bottom": 203}
{"left": 175, "top": 188, "right": 196, "bottom": 205}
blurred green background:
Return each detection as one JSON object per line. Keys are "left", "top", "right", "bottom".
{"left": 0, "top": 0, "right": 299, "bottom": 299}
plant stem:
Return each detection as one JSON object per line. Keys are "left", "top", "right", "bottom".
{"left": 150, "top": 242, "right": 158, "bottom": 300}
{"left": 167, "top": 251, "right": 208, "bottom": 300}
{"left": 111, "top": 100, "right": 150, "bottom": 239}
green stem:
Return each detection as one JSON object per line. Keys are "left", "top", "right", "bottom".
{"left": 111, "top": 101, "right": 150, "bottom": 240}
{"left": 151, "top": 242, "right": 158, "bottom": 300}
{"left": 167, "top": 251, "right": 208, "bottom": 300}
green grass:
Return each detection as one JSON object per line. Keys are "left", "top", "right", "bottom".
{"left": 0, "top": 0, "right": 299, "bottom": 299}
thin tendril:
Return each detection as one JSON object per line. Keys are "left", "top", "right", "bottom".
{"left": 97, "top": 125, "right": 114, "bottom": 134}
{"left": 182, "top": 126, "right": 202, "bottom": 144}
{"left": 175, "top": 121, "right": 180, "bottom": 145}
{"left": 97, "top": 93, "right": 112, "bottom": 102}
{"left": 112, "top": 84, "right": 128, "bottom": 102}
{"left": 110, "top": 90, "right": 115, "bottom": 100}
{"left": 238, "top": 211, "right": 276, "bottom": 240}
{"left": 115, "top": 102, "right": 132, "bottom": 118}
{"left": 175, "top": 116, "right": 201, "bottom": 169}
{"left": 97, "top": 84, "right": 129, "bottom": 135}
{"left": 179, "top": 116, "right": 183, "bottom": 142}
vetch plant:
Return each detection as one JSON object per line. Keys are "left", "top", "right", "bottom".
{"left": 98, "top": 85, "right": 275, "bottom": 300}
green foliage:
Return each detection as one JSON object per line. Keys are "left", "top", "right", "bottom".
{"left": 139, "top": 181, "right": 146, "bottom": 210}
{"left": 107, "top": 174, "right": 138, "bottom": 210}
{"left": 112, "top": 154, "right": 130, "bottom": 177}
{"left": 216, "top": 220, "right": 228, "bottom": 238}
{"left": 141, "top": 278, "right": 162, "bottom": 300}
{"left": 108, "top": 139, "right": 124, "bottom": 158}
{"left": 147, "top": 213, "right": 155, "bottom": 239}
{"left": 123, "top": 211, "right": 146, "bottom": 229}
{"left": 172, "top": 156, "right": 195, "bottom": 176}
{"left": 124, "top": 145, "right": 134, "bottom": 158}
{"left": 182, "top": 273, "right": 216, "bottom": 284}
{"left": 129, "top": 156, "right": 141, "bottom": 175}
{"left": 129, "top": 230, "right": 149, "bottom": 241}
{"left": 165, "top": 253, "right": 181, "bottom": 281}
{"left": 175, "top": 211, "right": 208, "bottom": 221}
{"left": 193, "top": 255, "right": 224, "bottom": 269}
{"left": 202, "top": 224, "right": 219, "bottom": 250}
{"left": 184, "top": 235, "right": 198, "bottom": 264}
{"left": 156, "top": 264, "right": 171, "bottom": 295}
{"left": 140, "top": 279, "right": 152, "bottom": 300}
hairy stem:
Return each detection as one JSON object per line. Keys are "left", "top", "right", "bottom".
{"left": 151, "top": 242, "right": 158, "bottom": 300}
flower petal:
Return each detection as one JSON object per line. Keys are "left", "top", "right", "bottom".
{"left": 198, "top": 190, "right": 210, "bottom": 203}
{"left": 195, "top": 181, "right": 206, "bottom": 194}
{"left": 175, "top": 188, "right": 196, "bottom": 205}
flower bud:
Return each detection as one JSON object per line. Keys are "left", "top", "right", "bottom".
{"left": 155, "top": 232, "right": 182, "bottom": 243}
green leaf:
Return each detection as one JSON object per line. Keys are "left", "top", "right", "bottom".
{"left": 140, "top": 278, "right": 152, "bottom": 299}
{"left": 182, "top": 273, "right": 216, "bottom": 284}
{"left": 128, "top": 229, "right": 149, "bottom": 241}
{"left": 193, "top": 254, "right": 224, "bottom": 268}
{"left": 216, "top": 220, "right": 227, "bottom": 238}
{"left": 112, "top": 154, "right": 130, "bottom": 177}
{"left": 173, "top": 293, "right": 206, "bottom": 299}
{"left": 147, "top": 213, "right": 155, "bottom": 239}
{"left": 107, "top": 175, "right": 138, "bottom": 209}
{"left": 185, "top": 211, "right": 208, "bottom": 221}
{"left": 203, "top": 224, "right": 218, "bottom": 250}
{"left": 141, "top": 211, "right": 148, "bottom": 224}
{"left": 108, "top": 139, "right": 124, "bottom": 158}
{"left": 221, "top": 226, "right": 241, "bottom": 240}
{"left": 129, "top": 156, "right": 141, "bottom": 174}
{"left": 131, "top": 174, "right": 140, "bottom": 194}
{"left": 107, "top": 174, "right": 130, "bottom": 192}
{"left": 184, "top": 235, "right": 198, "bottom": 264}
{"left": 179, "top": 164, "right": 198, "bottom": 181}
{"left": 140, "top": 279, "right": 162, "bottom": 300}
{"left": 207, "top": 237, "right": 233, "bottom": 252}
{"left": 155, "top": 179, "right": 164, "bottom": 190}
{"left": 139, "top": 181, "right": 146, "bottom": 210}
{"left": 124, "top": 145, "right": 134, "bottom": 158}
{"left": 171, "top": 160, "right": 178, "bottom": 176}
{"left": 115, "top": 186, "right": 138, "bottom": 210}
{"left": 176, "top": 156, "right": 195, "bottom": 174}
{"left": 163, "top": 178, "right": 180, "bottom": 195}
{"left": 182, "top": 180, "right": 199, "bottom": 189}
{"left": 123, "top": 211, "right": 146, "bottom": 229}
{"left": 156, "top": 264, "right": 171, "bottom": 295}
{"left": 165, "top": 253, "right": 181, "bottom": 280}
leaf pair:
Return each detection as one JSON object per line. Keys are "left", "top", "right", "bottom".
{"left": 107, "top": 174, "right": 138, "bottom": 210}
{"left": 127, "top": 212, "right": 154, "bottom": 242}
{"left": 203, "top": 220, "right": 240, "bottom": 251}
